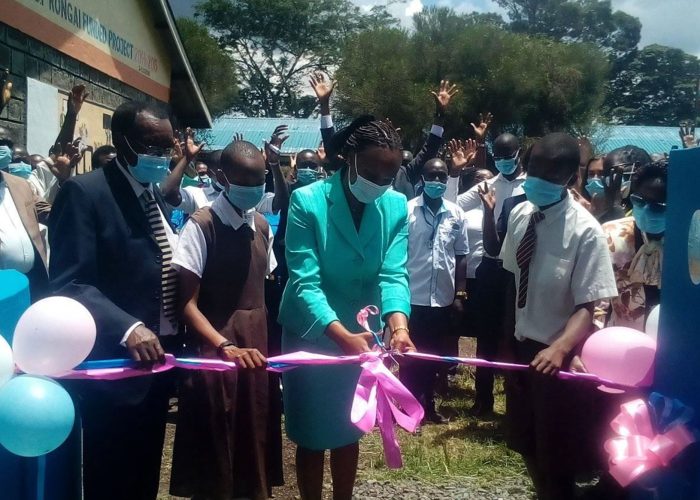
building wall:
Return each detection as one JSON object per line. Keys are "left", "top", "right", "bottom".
{"left": 0, "top": 21, "right": 157, "bottom": 151}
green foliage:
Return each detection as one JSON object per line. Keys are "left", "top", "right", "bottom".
{"left": 606, "top": 45, "right": 700, "bottom": 126}
{"left": 176, "top": 17, "right": 238, "bottom": 118}
{"left": 334, "top": 11, "right": 609, "bottom": 143}
{"left": 195, "top": 0, "right": 396, "bottom": 117}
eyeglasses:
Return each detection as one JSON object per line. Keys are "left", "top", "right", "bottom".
{"left": 124, "top": 137, "right": 173, "bottom": 158}
{"left": 630, "top": 194, "right": 666, "bottom": 213}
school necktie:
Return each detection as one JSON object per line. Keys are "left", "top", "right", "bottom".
{"left": 515, "top": 211, "right": 545, "bottom": 308}
{"left": 143, "top": 190, "right": 178, "bottom": 326}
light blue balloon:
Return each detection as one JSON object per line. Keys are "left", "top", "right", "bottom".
{"left": 0, "top": 375, "right": 75, "bottom": 457}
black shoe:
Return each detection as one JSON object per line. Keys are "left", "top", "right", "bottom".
{"left": 424, "top": 410, "right": 450, "bottom": 425}
{"left": 468, "top": 401, "right": 494, "bottom": 417}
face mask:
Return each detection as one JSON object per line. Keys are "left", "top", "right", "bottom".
{"left": 348, "top": 157, "right": 391, "bottom": 204}
{"left": 181, "top": 175, "right": 200, "bottom": 188}
{"left": 495, "top": 157, "right": 518, "bottom": 175}
{"left": 128, "top": 154, "right": 170, "bottom": 185}
{"left": 585, "top": 177, "right": 605, "bottom": 197}
{"left": 523, "top": 176, "right": 566, "bottom": 208}
{"left": 296, "top": 168, "right": 318, "bottom": 186}
{"left": 633, "top": 205, "right": 666, "bottom": 235}
{"left": 226, "top": 183, "right": 265, "bottom": 210}
{"left": 423, "top": 180, "right": 447, "bottom": 199}
{"left": 8, "top": 161, "right": 32, "bottom": 179}
{"left": 0, "top": 145, "right": 11, "bottom": 170}
{"left": 199, "top": 175, "right": 212, "bottom": 187}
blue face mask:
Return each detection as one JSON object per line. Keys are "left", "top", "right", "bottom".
{"left": 495, "top": 157, "right": 518, "bottom": 175}
{"left": 633, "top": 205, "right": 666, "bottom": 235}
{"left": 585, "top": 177, "right": 605, "bottom": 197}
{"left": 199, "top": 175, "right": 212, "bottom": 187}
{"left": 181, "top": 175, "right": 200, "bottom": 188}
{"left": 226, "top": 183, "right": 265, "bottom": 210}
{"left": 296, "top": 168, "right": 318, "bottom": 186}
{"left": 0, "top": 145, "right": 11, "bottom": 170}
{"left": 348, "top": 157, "right": 392, "bottom": 204}
{"left": 423, "top": 180, "right": 447, "bottom": 199}
{"left": 128, "top": 154, "right": 170, "bottom": 185}
{"left": 8, "top": 161, "right": 32, "bottom": 179}
{"left": 523, "top": 176, "right": 566, "bottom": 208}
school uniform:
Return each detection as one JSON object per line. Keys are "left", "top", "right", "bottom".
{"left": 169, "top": 194, "right": 280, "bottom": 500}
{"left": 500, "top": 192, "right": 617, "bottom": 498}
{"left": 403, "top": 195, "right": 469, "bottom": 413}
{"left": 458, "top": 172, "right": 526, "bottom": 411}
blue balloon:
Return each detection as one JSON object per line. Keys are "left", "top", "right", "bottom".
{"left": 0, "top": 375, "right": 75, "bottom": 457}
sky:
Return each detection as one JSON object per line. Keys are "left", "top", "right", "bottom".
{"left": 168, "top": 0, "right": 700, "bottom": 56}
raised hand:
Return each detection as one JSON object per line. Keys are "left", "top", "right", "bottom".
{"left": 477, "top": 181, "right": 496, "bottom": 213}
{"left": 0, "top": 69, "right": 11, "bottom": 114}
{"left": 679, "top": 123, "right": 698, "bottom": 149}
{"left": 183, "top": 127, "right": 205, "bottom": 162}
{"left": 67, "top": 84, "right": 88, "bottom": 115}
{"left": 309, "top": 71, "right": 336, "bottom": 105}
{"left": 265, "top": 124, "right": 289, "bottom": 164}
{"left": 233, "top": 132, "right": 244, "bottom": 142}
{"left": 449, "top": 138, "right": 478, "bottom": 170}
{"left": 316, "top": 141, "right": 326, "bottom": 163}
{"left": 49, "top": 141, "right": 83, "bottom": 182}
{"left": 470, "top": 112, "right": 493, "bottom": 143}
{"left": 430, "top": 80, "right": 458, "bottom": 116}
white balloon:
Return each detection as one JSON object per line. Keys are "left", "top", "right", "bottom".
{"left": 0, "top": 336, "right": 13, "bottom": 388}
{"left": 12, "top": 297, "right": 96, "bottom": 376}
{"left": 646, "top": 305, "right": 660, "bottom": 342}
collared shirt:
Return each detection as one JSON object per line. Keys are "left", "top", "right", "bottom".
{"left": 27, "top": 161, "right": 60, "bottom": 203}
{"left": 173, "top": 194, "right": 277, "bottom": 278}
{"left": 0, "top": 178, "right": 35, "bottom": 273}
{"left": 178, "top": 186, "right": 275, "bottom": 215}
{"left": 117, "top": 160, "right": 178, "bottom": 339}
{"left": 500, "top": 193, "right": 618, "bottom": 345}
{"left": 407, "top": 195, "right": 469, "bottom": 307}
{"left": 463, "top": 208, "right": 484, "bottom": 279}
{"left": 457, "top": 172, "right": 527, "bottom": 228}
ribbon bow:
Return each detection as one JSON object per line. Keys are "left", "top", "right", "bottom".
{"left": 605, "top": 392, "right": 696, "bottom": 487}
{"left": 351, "top": 351, "right": 424, "bottom": 468}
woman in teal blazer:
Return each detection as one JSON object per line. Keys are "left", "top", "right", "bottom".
{"left": 279, "top": 117, "right": 415, "bottom": 499}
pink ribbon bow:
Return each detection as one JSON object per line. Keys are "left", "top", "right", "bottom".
{"left": 351, "top": 351, "right": 424, "bottom": 468}
{"left": 605, "top": 398, "right": 696, "bottom": 486}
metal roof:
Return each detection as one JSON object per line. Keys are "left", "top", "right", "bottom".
{"left": 204, "top": 117, "right": 322, "bottom": 153}
{"left": 593, "top": 125, "right": 681, "bottom": 155}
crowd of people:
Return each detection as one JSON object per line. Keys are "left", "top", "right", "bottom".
{"left": 0, "top": 73, "right": 696, "bottom": 500}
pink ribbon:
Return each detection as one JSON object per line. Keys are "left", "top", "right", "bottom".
{"left": 351, "top": 351, "right": 424, "bottom": 468}
{"left": 604, "top": 398, "right": 696, "bottom": 486}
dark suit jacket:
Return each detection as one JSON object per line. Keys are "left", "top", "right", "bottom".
{"left": 49, "top": 160, "right": 175, "bottom": 361}
{"left": 2, "top": 172, "right": 50, "bottom": 301}
{"left": 320, "top": 124, "right": 443, "bottom": 200}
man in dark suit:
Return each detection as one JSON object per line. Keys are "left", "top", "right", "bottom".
{"left": 309, "top": 73, "right": 456, "bottom": 199}
{"left": 49, "top": 101, "right": 180, "bottom": 500}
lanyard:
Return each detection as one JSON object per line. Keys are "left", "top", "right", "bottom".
{"left": 421, "top": 205, "right": 444, "bottom": 249}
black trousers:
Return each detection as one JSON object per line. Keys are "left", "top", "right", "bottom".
{"left": 400, "top": 305, "right": 452, "bottom": 412}
{"left": 472, "top": 258, "right": 510, "bottom": 408}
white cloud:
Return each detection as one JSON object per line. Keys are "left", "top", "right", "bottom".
{"left": 405, "top": 0, "right": 424, "bottom": 17}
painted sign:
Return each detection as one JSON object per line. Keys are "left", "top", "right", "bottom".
{"left": 1, "top": 0, "right": 171, "bottom": 101}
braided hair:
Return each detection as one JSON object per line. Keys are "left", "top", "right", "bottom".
{"left": 329, "top": 115, "right": 403, "bottom": 159}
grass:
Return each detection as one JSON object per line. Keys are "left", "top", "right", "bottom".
{"left": 356, "top": 367, "right": 530, "bottom": 488}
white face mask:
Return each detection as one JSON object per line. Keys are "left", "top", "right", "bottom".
{"left": 348, "top": 156, "right": 392, "bottom": 204}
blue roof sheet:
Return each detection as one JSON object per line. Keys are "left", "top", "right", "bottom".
{"left": 593, "top": 125, "right": 682, "bottom": 155}
{"left": 202, "top": 116, "right": 322, "bottom": 154}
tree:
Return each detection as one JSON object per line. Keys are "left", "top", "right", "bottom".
{"left": 176, "top": 18, "right": 238, "bottom": 118}
{"left": 334, "top": 20, "right": 609, "bottom": 141}
{"left": 195, "top": 0, "right": 396, "bottom": 118}
{"left": 606, "top": 45, "right": 700, "bottom": 125}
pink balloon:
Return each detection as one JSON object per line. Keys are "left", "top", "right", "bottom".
{"left": 581, "top": 327, "right": 656, "bottom": 392}
{"left": 12, "top": 297, "right": 96, "bottom": 376}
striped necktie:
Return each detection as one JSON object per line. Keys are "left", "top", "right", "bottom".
{"left": 143, "top": 190, "right": 178, "bottom": 326}
{"left": 515, "top": 211, "right": 545, "bottom": 308}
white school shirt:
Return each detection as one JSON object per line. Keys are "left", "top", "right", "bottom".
{"left": 499, "top": 193, "right": 618, "bottom": 345}
{"left": 463, "top": 207, "right": 485, "bottom": 279}
{"left": 0, "top": 178, "right": 35, "bottom": 273}
{"left": 117, "top": 161, "right": 178, "bottom": 342}
{"left": 457, "top": 172, "right": 526, "bottom": 229}
{"left": 407, "top": 195, "right": 469, "bottom": 307}
{"left": 172, "top": 194, "right": 277, "bottom": 278}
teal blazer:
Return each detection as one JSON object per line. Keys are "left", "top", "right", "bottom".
{"left": 279, "top": 170, "right": 411, "bottom": 353}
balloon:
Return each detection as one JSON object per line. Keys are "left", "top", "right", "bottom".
{"left": 581, "top": 327, "right": 656, "bottom": 392}
{"left": 646, "top": 305, "right": 660, "bottom": 341}
{"left": 0, "top": 336, "right": 13, "bottom": 389}
{"left": 0, "top": 375, "right": 75, "bottom": 457}
{"left": 13, "top": 296, "right": 96, "bottom": 376}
